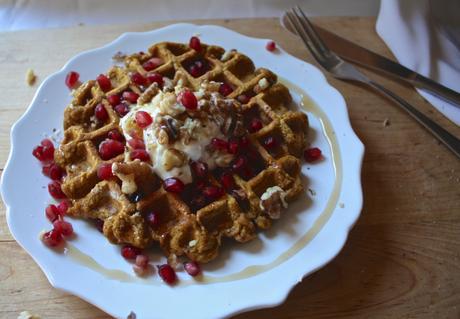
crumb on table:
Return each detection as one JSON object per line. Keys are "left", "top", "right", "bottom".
{"left": 25, "top": 69, "right": 36, "bottom": 86}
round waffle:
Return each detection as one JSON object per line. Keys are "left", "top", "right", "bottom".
{"left": 55, "top": 41, "right": 308, "bottom": 263}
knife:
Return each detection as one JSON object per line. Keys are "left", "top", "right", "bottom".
{"left": 280, "top": 14, "right": 460, "bottom": 108}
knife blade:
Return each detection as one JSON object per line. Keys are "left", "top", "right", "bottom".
{"left": 280, "top": 13, "right": 460, "bottom": 108}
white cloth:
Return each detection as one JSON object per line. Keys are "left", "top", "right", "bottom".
{"left": 376, "top": 0, "right": 460, "bottom": 126}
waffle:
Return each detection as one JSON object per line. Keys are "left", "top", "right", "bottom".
{"left": 55, "top": 41, "right": 309, "bottom": 264}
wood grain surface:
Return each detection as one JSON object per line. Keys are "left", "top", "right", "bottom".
{"left": 1, "top": 17, "right": 459, "bottom": 319}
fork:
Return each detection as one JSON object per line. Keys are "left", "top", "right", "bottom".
{"left": 286, "top": 6, "right": 460, "bottom": 159}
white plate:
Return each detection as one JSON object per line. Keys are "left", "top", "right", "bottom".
{"left": 0, "top": 24, "right": 364, "bottom": 319}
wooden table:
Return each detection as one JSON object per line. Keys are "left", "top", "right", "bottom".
{"left": 1, "top": 17, "right": 459, "bottom": 319}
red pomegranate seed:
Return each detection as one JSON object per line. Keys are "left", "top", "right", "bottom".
{"left": 203, "top": 186, "right": 224, "bottom": 200}
{"left": 128, "top": 138, "right": 145, "bottom": 150}
{"left": 97, "top": 163, "right": 114, "bottom": 180}
{"left": 227, "top": 140, "right": 239, "bottom": 154}
{"left": 157, "top": 264, "right": 177, "bottom": 284}
{"left": 237, "top": 94, "right": 250, "bottom": 104}
{"left": 232, "top": 156, "right": 247, "bottom": 171}
{"left": 45, "top": 204, "right": 60, "bottom": 222}
{"left": 135, "top": 111, "right": 153, "bottom": 128}
{"left": 135, "top": 254, "right": 149, "bottom": 268}
{"left": 122, "top": 91, "right": 139, "bottom": 104}
{"left": 264, "top": 136, "right": 277, "bottom": 149}
{"left": 211, "top": 138, "right": 228, "bottom": 151}
{"left": 163, "top": 178, "right": 185, "bottom": 193}
{"left": 53, "top": 220, "right": 74, "bottom": 237}
{"left": 121, "top": 245, "right": 142, "bottom": 260}
{"left": 41, "top": 229, "right": 63, "bottom": 247}
{"left": 33, "top": 139, "right": 55, "bottom": 162}
{"left": 57, "top": 200, "right": 70, "bottom": 216}
{"left": 220, "top": 172, "right": 234, "bottom": 189}
{"left": 65, "top": 71, "right": 80, "bottom": 89}
{"left": 184, "top": 261, "right": 201, "bottom": 277}
{"left": 147, "top": 73, "right": 164, "bottom": 86}
{"left": 146, "top": 211, "right": 160, "bottom": 227}
{"left": 177, "top": 90, "right": 197, "bottom": 110}
{"left": 189, "top": 64, "right": 202, "bottom": 78}
{"left": 219, "top": 83, "right": 233, "bottom": 96}
{"left": 143, "top": 57, "right": 163, "bottom": 71}
{"left": 239, "top": 136, "right": 250, "bottom": 148}
{"left": 107, "top": 94, "right": 121, "bottom": 107}
{"left": 48, "top": 164, "right": 64, "bottom": 180}
{"left": 189, "top": 36, "right": 202, "bottom": 51}
{"left": 94, "top": 103, "right": 109, "bottom": 121}
{"left": 131, "top": 72, "right": 147, "bottom": 86}
{"left": 195, "top": 179, "right": 206, "bottom": 190}
{"left": 249, "top": 118, "right": 263, "bottom": 133}
{"left": 304, "top": 147, "right": 322, "bottom": 162}
{"left": 98, "top": 139, "right": 125, "bottom": 160}
{"left": 48, "top": 181, "right": 66, "bottom": 199}
{"left": 266, "top": 40, "right": 276, "bottom": 52}
{"left": 190, "top": 161, "right": 208, "bottom": 179}
{"left": 96, "top": 74, "right": 112, "bottom": 92}
{"left": 130, "top": 149, "right": 150, "bottom": 161}
{"left": 108, "top": 129, "right": 124, "bottom": 142}
{"left": 114, "top": 103, "right": 130, "bottom": 117}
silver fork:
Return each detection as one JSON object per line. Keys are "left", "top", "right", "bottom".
{"left": 286, "top": 6, "right": 460, "bottom": 159}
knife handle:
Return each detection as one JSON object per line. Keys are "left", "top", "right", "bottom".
{"left": 412, "top": 74, "right": 460, "bottom": 107}
{"left": 369, "top": 80, "right": 460, "bottom": 159}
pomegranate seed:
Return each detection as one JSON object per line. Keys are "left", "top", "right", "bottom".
{"left": 133, "top": 264, "right": 150, "bottom": 276}
{"left": 203, "top": 186, "right": 224, "bottom": 200}
{"left": 114, "top": 103, "right": 130, "bottom": 117}
{"left": 122, "top": 91, "right": 139, "bottom": 104}
{"left": 227, "top": 140, "right": 239, "bottom": 154}
{"left": 237, "top": 94, "right": 250, "bottom": 104}
{"left": 264, "top": 136, "right": 277, "bottom": 149}
{"left": 177, "top": 90, "right": 197, "bottom": 110}
{"left": 98, "top": 139, "right": 125, "bottom": 160}
{"left": 41, "top": 229, "right": 63, "bottom": 247}
{"left": 131, "top": 72, "right": 147, "bottom": 86}
{"left": 142, "top": 57, "right": 163, "bottom": 71}
{"left": 128, "top": 138, "right": 145, "bottom": 150}
{"left": 163, "top": 178, "right": 185, "bottom": 193}
{"left": 48, "top": 181, "right": 66, "bottom": 199}
{"left": 157, "top": 264, "right": 177, "bottom": 284}
{"left": 41, "top": 163, "right": 52, "bottom": 177}
{"left": 53, "top": 220, "right": 74, "bottom": 237}
{"left": 239, "top": 136, "right": 250, "bottom": 148}
{"left": 184, "top": 261, "right": 201, "bottom": 276}
{"left": 195, "top": 179, "right": 206, "bottom": 190}
{"left": 130, "top": 149, "right": 150, "bottom": 161}
{"left": 108, "top": 129, "right": 124, "bottom": 142}
{"left": 189, "top": 64, "right": 203, "bottom": 78}
{"left": 190, "top": 161, "right": 208, "bottom": 179}
{"left": 232, "top": 156, "right": 247, "bottom": 171}
{"left": 107, "top": 94, "right": 121, "bottom": 107}
{"left": 304, "top": 147, "right": 322, "bottom": 162}
{"left": 45, "top": 204, "right": 60, "bottom": 222}
{"left": 121, "top": 245, "right": 142, "bottom": 260}
{"left": 57, "top": 200, "right": 70, "bottom": 216}
{"left": 135, "top": 111, "right": 153, "bottom": 128}
{"left": 146, "top": 211, "right": 160, "bottom": 227}
{"left": 94, "top": 103, "right": 109, "bottom": 121}
{"left": 65, "top": 71, "right": 80, "bottom": 89}
{"left": 96, "top": 74, "right": 112, "bottom": 92}
{"left": 97, "top": 163, "right": 114, "bottom": 180}
{"left": 94, "top": 218, "right": 104, "bottom": 232}
{"left": 219, "top": 83, "right": 233, "bottom": 96}
{"left": 189, "top": 36, "right": 202, "bottom": 51}
{"left": 249, "top": 118, "right": 263, "bottom": 133}
{"left": 266, "top": 40, "right": 276, "bottom": 52}
{"left": 135, "top": 254, "right": 149, "bottom": 268}
{"left": 147, "top": 73, "right": 164, "bottom": 86}
{"left": 48, "top": 164, "right": 64, "bottom": 180}
{"left": 211, "top": 138, "right": 228, "bottom": 151}
{"left": 33, "top": 139, "right": 55, "bottom": 162}
{"left": 220, "top": 172, "right": 234, "bottom": 189}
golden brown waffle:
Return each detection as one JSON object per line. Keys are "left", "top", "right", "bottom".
{"left": 56, "top": 41, "right": 308, "bottom": 264}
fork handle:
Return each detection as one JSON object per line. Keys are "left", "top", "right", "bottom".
{"left": 368, "top": 81, "right": 460, "bottom": 159}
